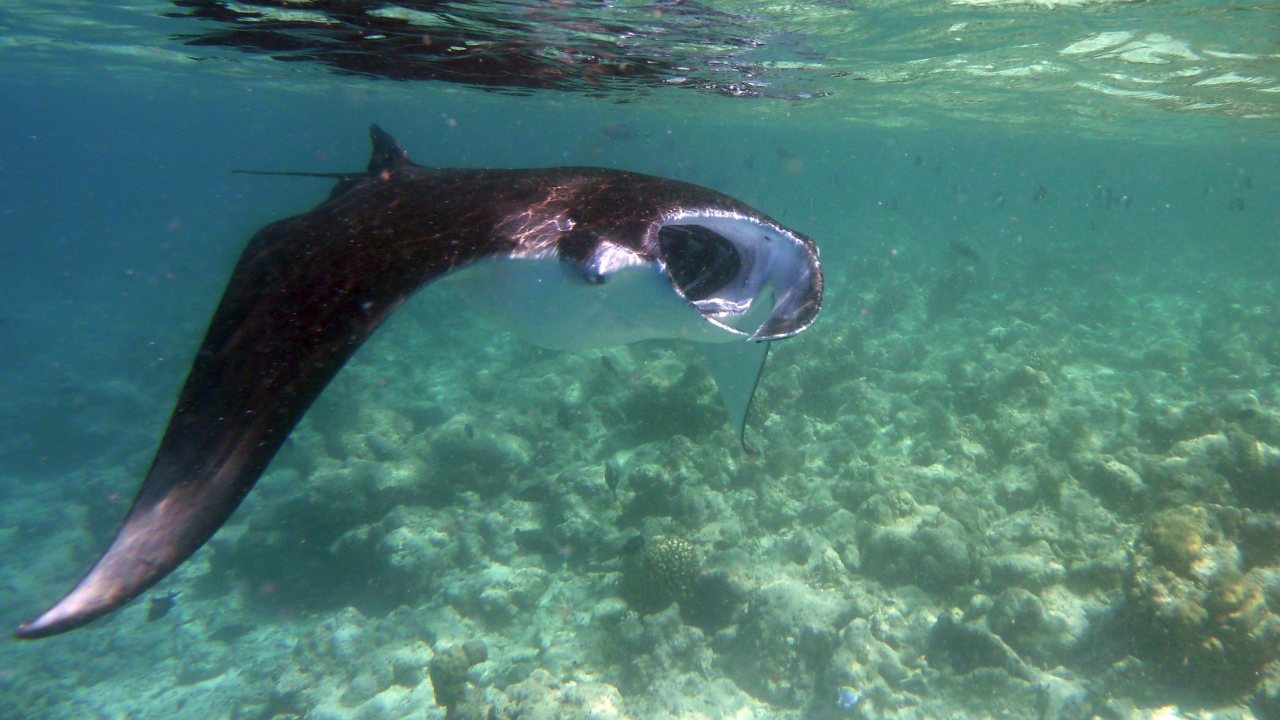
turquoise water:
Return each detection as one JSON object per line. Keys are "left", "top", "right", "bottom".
{"left": 2, "top": 1, "right": 1279, "bottom": 719}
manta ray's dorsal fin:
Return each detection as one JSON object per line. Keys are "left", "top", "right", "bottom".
{"left": 232, "top": 125, "right": 414, "bottom": 186}
{"left": 368, "top": 124, "right": 411, "bottom": 174}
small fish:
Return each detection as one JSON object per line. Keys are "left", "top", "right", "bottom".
{"left": 1032, "top": 184, "right": 1048, "bottom": 204}
{"left": 601, "top": 122, "right": 644, "bottom": 141}
{"left": 365, "top": 432, "right": 399, "bottom": 460}
{"left": 208, "top": 623, "right": 255, "bottom": 643}
{"left": 837, "top": 686, "right": 862, "bottom": 710}
{"left": 950, "top": 240, "right": 981, "bottom": 262}
{"left": 990, "top": 191, "right": 1005, "bottom": 207}
{"left": 619, "top": 534, "right": 646, "bottom": 557}
{"left": 146, "top": 590, "right": 178, "bottom": 622}
{"left": 514, "top": 527, "right": 560, "bottom": 556}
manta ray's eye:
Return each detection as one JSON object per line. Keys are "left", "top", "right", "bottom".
{"left": 658, "top": 224, "right": 742, "bottom": 301}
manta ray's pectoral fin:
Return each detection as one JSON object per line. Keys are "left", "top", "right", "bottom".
{"left": 701, "top": 339, "right": 770, "bottom": 454}
{"left": 14, "top": 125, "right": 437, "bottom": 640}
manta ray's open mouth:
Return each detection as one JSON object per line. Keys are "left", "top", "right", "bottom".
{"left": 657, "top": 212, "right": 822, "bottom": 341}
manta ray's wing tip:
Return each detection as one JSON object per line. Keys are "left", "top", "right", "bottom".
{"left": 15, "top": 589, "right": 115, "bottom": 640}
{"left": 14, "top": 557, "right": 155, "bottom": 639}
{"left": 15, "top": 497, "right": 193, "bottom": 640}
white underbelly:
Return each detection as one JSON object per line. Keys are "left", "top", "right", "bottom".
{"left": 441, "top": 256, "right": 739, "bottom": 351}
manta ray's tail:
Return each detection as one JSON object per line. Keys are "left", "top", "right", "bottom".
{"left": 232, "top": 170, "right": 354, "bottom": 179}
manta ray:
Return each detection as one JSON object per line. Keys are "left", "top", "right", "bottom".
{"left": 16, "top": 125, "right": 822, "bottom": 639}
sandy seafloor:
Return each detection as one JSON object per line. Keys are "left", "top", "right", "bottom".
{"left": 2, "top": 77, "right": 1280, "bottom": 720}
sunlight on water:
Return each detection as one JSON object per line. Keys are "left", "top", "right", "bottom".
{"left": 2, "top": 0, "right": 1277, "bottom": 134}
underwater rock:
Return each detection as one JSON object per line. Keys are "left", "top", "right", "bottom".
{"left": 617, "top": 350, "right": 724, "bottom": 443}
{"left": 547, "top": 464, "right": 623, "bottom": 565}
{"left": 679, "top": 569, "right": 746, "bottom": 632}
{"left": 856, "top": 491, "right": 975, "bottom": 591}
{"left": 986, "top": 588, "right": 1077, "bottom": 666}
{"left": 1072, "top": 454, "right": 1148, "bottom": 513}
{"left": 444, "top": 563, "right": 549, "bottom": 626}
{"left": 329, "top": 403, "right": 415, "bottom": 462}
{"left": 496, "top": 669, "right": 630, "bottom": 720}
{"left": 613, "top": 435, "right": 733, "bottom": 528}
{"left": 428, "top": 414, "right": 533, "bottom": 496}
{"left": 816, "top": 617, "right": 909, "bottom": 720}
{"left": 984, "top": 550, "right": 1067, "bottom": 592}
{"left": 1138, "top": 399, "right": 1221, "bottom": 453}
{"left": 926, "top": 264, "right": 979, "bottom": 321}
{"left": 1240, "top": 511, "right": 1280, "bottom": 569}
{"left": 1222, "top": 428, "right": 1280, "bottom": 511}
{"left": 1142, "top": 336, "right": 1194, "bottom": 374}
{"left": 348, "top": 505, "right": 463, "bottom": 600}
{"left": 724, "top": 577, "right": 860, "bottom": 708}
{"left": 927, "top": 608, "right": 1037, "bottom": 680}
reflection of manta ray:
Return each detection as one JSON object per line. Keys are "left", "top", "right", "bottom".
{"left": 16, "top": 125, "right": 823, "bottom": 639}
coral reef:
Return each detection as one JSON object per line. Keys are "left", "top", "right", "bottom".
{"left": 1125, "top": 505, "right": 1280, "bottom": 700}
{"left": 428, "top": 640, "right": 488, "bottom": 710}
{"left": 621, "top": 537, "right": 701, "bottom": 615}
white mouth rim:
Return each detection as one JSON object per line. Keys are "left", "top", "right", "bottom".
{"left": 654, "top": 209, "right": 820, "bottom": 341}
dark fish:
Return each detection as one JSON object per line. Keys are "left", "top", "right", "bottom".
{"left": 741, "top": 155, "right": 755, "bottom": 170}
{"left": 913, "top": 154, "right": 924, "bottom": 167}
{"left": 990, "top": 191, "right": 1005, "bottom": 207}
{"left": 601, "top": 122, "right": 644, "bottom": 141}
{"left": 619, "top": 534, "right": 646, "bottom": 557}
{"left": 1229, "top": 197, "right": 1246, "bottom": 211}
{"left": 208, "top": 623, "right": 255, "bottom": 643}
{"left": 365, "top": 432, "right": 399, "bottom": 460}
{"left": 950, "top": 241, "right": 981, "bottom": 262}
{"left": 514, "top": 528, "right": 560, "bottom": 556}
{"left": 605, "top": 460, "right": 623, "bottom": 493}
{"left": 145, "top": 590, "right": 178, "bottom": 622}
{"left": 1031, "top": 184, "right": 1048, "bottom": 204}
{"left": 1097, "top": 187, "right": 1125, "bottom": 210}
{"left": 600, "top": 354, "right": 621, "bottom": 378}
